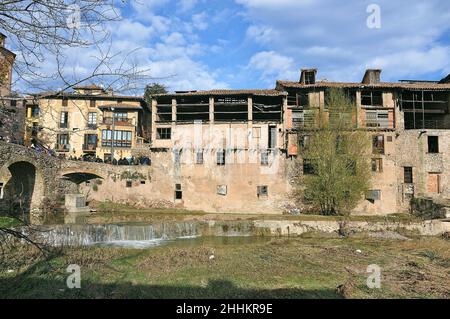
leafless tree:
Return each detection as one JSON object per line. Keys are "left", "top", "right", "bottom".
{"left": 0, "top": 0, "right": 153, "bottom": 257}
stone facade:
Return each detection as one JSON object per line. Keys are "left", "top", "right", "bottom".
{"left": 25, "top": 87, "right": 150, "bottom": 160}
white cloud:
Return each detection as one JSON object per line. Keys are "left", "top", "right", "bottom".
{"left": 192, "top": 12, "right": 208, "bottom": 30}
{"left": 248, "top": 51, "right": 298, "bottom": 83}
{"left": 239, "top": 0, "right": 450, "bottom": 82}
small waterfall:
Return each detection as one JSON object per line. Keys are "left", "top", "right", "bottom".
{"left": 32, "top": 222, "right": 199, "bottom": 247}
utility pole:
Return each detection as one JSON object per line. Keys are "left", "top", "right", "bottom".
{"left": 111, "top": 107, "right": 115, "bottom": 164}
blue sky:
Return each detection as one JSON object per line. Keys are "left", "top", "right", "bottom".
{"left": 13, "top": 0, "right": 450, "bottom": 93}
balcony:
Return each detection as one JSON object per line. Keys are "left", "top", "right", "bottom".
{"left": 55, "top": 144, "right": 70, "bottom": 152}
{"left": 102, "top": 117, "right": 133, "bottom": 126}
{"left": 101, "top": 140, "right": 132, "bottom": 148}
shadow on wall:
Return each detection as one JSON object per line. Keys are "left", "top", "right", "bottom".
{"left": 2, "top": 161, "right": 37, "bottom": 220}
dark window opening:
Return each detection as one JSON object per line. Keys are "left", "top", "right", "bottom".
{"left": 196, "top": 151, "right": 204, "bottom": 164}
{"left": 157, "top": 127, "right": 171, "bottom": 140}
{"left": 217, "top": 150, "right": 226, "bottom": 166}
{"left": 361, "top": 91, "right": 383, "bottom": 106}
{"left": 89, "top": 100, "right": 96, "bottom": 108}
{"left": 371, "top": 158, "right": 383, "bottom": 172}
{"left": 214, "top": 96, "right": 248, "bottom": 122}
{"left": 372, "top": 135, "right": 385, "bottom": 154}
{"left": 257, "top": 186, "right": 268, "bottom": 197}
{"left": 404, "top": 167, "right": 413, "bottom": 184}
{"left": 175, "top": 184, "right": 182, "bottom": 200}
{"left": 141, "top": 181, "right": 146, "bottom": 185}
{"left": 126, "top": 181, "right": 132, "bottom": 188}
{"left": 428, "top": 136, "right": 439, "bottom": 153}
{"left": 176, "top": 96, "right": 209, "bottom": 122}
{"left": 253, "top": 96, "right": 283, "bottom": 122}
{"left": 268, "top": 126, "right": 277, "bottom": 149}
{"left": 156, "top": 97, "right": 173, "bottom": 122}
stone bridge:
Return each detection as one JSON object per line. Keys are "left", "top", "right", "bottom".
{"left": 0, "top": 142, "right": 125, "bottom": 224}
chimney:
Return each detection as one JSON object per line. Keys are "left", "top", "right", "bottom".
{"left": 362, "top": 69, "right": 382, "bottom": 84}
{"left": 300, "top": 68, "right": 317, "bottom": 85}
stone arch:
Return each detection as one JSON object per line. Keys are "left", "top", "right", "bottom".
{"left": 0, "top": 160, "right": 45, "bottom": 223}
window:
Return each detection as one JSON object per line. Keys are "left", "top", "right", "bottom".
{"left": 372, "top": 135, "right": 385, "bottom": 154}
{"left": 126, "top": 181, "right": 132, "bottom": 188}
{"left": 303, "top": 159, "right": 316, "bottom": 175}
{"left": 62, "top": 98, "right": 68, "bottom": 107}
{"left": 57, "top": 134, "right": 69, "bottom": 151}
{"left": 101, "top": 130, "right": 132, "bottom": 147}
{"left": 361, "top": 91, "right": 383, "bottom": 106}
{"left": 196, "top": 151, "right": 204, "bottom": 164}
{"left": 114, "top": 112, "right": 128, "bottom": 122}
{"left": 296, "top": 93, "right": 309, "bottom": 107}
{"left": 371, "top": 158, "right": 383, "bottom": 172}
{"left": 84, "top": 134, "right": 97, "bottom": 150}
{"left": 387, "top": 136, "right": 393, "bottom": 142}
{"left": 292, "top": 110, "right": 304, "bottom": 129}
{"left": 89, "top": 100, "right": 96, "bottom": 108}
{"left": 217, "top": 150, "right": 226, "bottom": 166}
{"left": 175, "top": 184, "right": 182, "bottom": 200}
{"left": 268, "top": 126, "right": 277, "bottom": 149}
{"left": 428, "top": 136, "right": 439, "bottom": 153}
{"left": 141, "top": 181, "right": 146, "bottom": 185}
{"left": 0, "top": 182, "right": 4, "bottom": 199}
{"left": 366, "top": 190, "right": 381, "bottom": 201}
{"left": 257, "top": 186, "right": 268, "bottom": 198}
{"left": 88, "top": 112, "right": 97, "bottom": 127}
{"left": 157, "top": 128, "right": 171, "bottom": 140}
{"left": 427, "top": 173, "right": 441, "bottom": 194}
{"left": 217, "top": 185, "right": 227, "bottom": 196}
{"left": 404, "top": 167, "right": 413, "bottom": 184}
{"left": 60, "top": 112, "right": 68, "bottom": 128}
{"left": 365, "top": 110, "right": 389, "bottom": 128}
{"left": 261, "top": 150, "right": 269, "bottom": 166}
{"left": 10, "top": 100, "right": 16, "bottom": 107}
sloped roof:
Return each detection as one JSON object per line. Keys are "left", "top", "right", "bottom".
{"left": 155, "top": 89, "right": 287, "bottom": 97}
{"left": 276, "top": 80, "right": 450, "bottom": 91}
{"left": 98, "top": 103, "right": 143, "bottom": 110}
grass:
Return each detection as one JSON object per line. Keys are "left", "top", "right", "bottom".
{"left": 85, "top": 201, "right": 421, "bottom": 225}
{"left": 0, "top": 216, "right": 22, "bottom": 228}
{"left": 1, "top": 236, "right": 449, "bottom": 299}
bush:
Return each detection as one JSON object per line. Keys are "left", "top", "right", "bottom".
{"left": 410, "top": 198, "right": 446, "bottom": 220}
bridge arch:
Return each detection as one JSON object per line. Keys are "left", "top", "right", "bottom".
{"left": 0, "top": 159, "right": 45, "bottom": 223}
{"left": 61, "top": 171, "right": 104, "bottom": 185}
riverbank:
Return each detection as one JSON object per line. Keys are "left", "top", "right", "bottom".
{"left": 1, "top": 235, "right": 449, "bottom": 299}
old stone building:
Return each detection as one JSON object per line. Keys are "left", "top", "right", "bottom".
{"left": 25, "top": 85, "right": 150, "bottom": 161}
{"left": 75, "top": 69, "right": 450, "bottom": 215}
{"left": 0, "top": 32, "right": 26, "bottom": 144}
{"left": 278, "top": 68, "right": 450, "bottom": 215}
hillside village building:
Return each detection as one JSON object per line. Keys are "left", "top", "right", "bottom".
{"left": 1, "top": 32, "right": 448, "bottom": 216}
{"left": 25, "top": 86, "right": 150, "bottom": 161}
{"left": 0, "top": 33, "right": 26, "bottom": 144}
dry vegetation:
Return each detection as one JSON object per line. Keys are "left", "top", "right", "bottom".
{"left": 0, "top": 235, "right": 448, "bottom": 299}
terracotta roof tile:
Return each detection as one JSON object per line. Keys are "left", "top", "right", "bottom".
{"left": 155, "top": 89, "right": 287, "bottom": 97}
{"left": 276, "top": 80, "right": 450, "bottom": 90}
